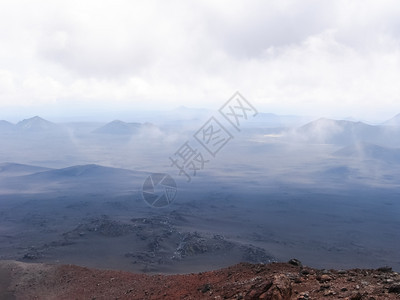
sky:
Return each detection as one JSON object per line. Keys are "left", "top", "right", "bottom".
{"left": 1, "top": 0, "right": 400, "bottom": 122}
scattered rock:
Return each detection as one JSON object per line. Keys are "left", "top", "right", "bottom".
{"left": 318, "top": 274, "right": 332, "bottom": 282}
{"left": 388, "top": 284, "right": 400, "bottom": 293}
{"left": 377, "top": 266, "right": 392, "bottom": 273}
{"left": 288, "top": 258, "right": 302, "bottom": 267}
{"left": 323, "top": 289, "right": 335, "bottom": 296}
{"left": 22, "top": 249, "right": 43, "bottom": 260}
{"left": 320, "top": 284, "right": 330, "bottom": 290}
{"left": 1, "top": 259, "right": 399, "bottom": 299}
{"left": 198, "top": 283, "right": 211, "bottom": 293}
{"left": 297, "top": 292, "right": 309, "bottom": 299}
{"left": 300, "top": 269, "right": 310, "bottom": 275}
{"left": 260, "top": 274, "right": 292, "bottom": 300}
{"left": 350, "top": 292, "right": 363, "bottom": 300}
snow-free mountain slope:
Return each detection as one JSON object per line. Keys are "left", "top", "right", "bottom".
{"left": 93, "top": 120, "right": 143, "bottom": 135}
{"left": 295, "top": 118, "right": 382, "bottom": 145}
{"left": 16, "top": 116, "right": 58, "bottom": 132}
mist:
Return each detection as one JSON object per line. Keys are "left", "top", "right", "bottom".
{"left": 0, "top": 108, "right": 399, "bottom": 273}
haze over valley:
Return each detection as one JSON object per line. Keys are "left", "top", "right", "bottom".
{"left": 1, "top": 111, "right": 399, "bottom": 273}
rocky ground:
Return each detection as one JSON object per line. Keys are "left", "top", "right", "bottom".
{"left": 20, "top": 214, "right": 274, "bottom": 273}
{"left": 1, "top": 259, "right": 400, "bottom": 299}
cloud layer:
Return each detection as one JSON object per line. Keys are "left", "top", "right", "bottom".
{"left": 1, "top": 0, "right": 400, "bottom": 121}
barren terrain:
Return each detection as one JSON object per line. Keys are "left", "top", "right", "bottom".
{"left": 1, "top": 260, "right": 400, "bottom": 299}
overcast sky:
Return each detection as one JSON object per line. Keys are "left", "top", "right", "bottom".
{"left": 1, "top": 0, "right": 400, "bottom": 122}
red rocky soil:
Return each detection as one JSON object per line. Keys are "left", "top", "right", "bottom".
{"left": 1, "top": 259, "right": 400, "bottom": 299}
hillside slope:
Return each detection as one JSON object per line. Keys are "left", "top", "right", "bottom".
{"left": 0, "top": 260, "right": 399, "bottom": 299}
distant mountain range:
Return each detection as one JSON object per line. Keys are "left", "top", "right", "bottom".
{"left": 0, "top": 116, "right": 59, "bottom": 133}
{"left": 0, "top": 116, "right": 157, "bottom": 136}
{"left": 243, "top": 112, "right": 313, "bottom": 128}
{"left": 92, "top": 120, "right": 156, "bottom": 135}
{"left": 1, "top": 114, "right": 400, "bottom": 145}
{"left": 293, "top": 118, "right": 396, "bottom": 145}
{"left": 383, "top": 113, "right": 400, "bottom": 126}
{"left": 16, "top": 116, "right": 58, "bottom": 131}
{"left": 0, "top": 163, "right": 145, "bottom": 194}
{"left": 0, "top": 120, "right": 14, "bottom": 130}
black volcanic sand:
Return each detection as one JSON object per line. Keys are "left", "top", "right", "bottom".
{"left": 0, "top": 180, "right": 399, "bottom": 274}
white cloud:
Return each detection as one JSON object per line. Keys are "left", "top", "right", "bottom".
{"left": 0, "top": 0, "right": 400, "bottom": 121}
{"left": 0, "top": 70, "right": 16, "bottom": 95}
